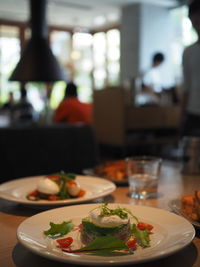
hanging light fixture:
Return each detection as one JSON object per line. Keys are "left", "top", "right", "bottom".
{"left": 9, "top": 0, "right": 66, "bottom": 82}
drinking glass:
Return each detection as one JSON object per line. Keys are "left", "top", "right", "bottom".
{"left": 126, "top": 156, "right": 162, "bottom": 199}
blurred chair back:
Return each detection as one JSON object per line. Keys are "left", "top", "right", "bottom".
{"left": 0, "top": 124, "right": 99, "bottom": 182}
{"left": 93, "top": 87, "right": 127, "bottom": 146}
{"left": 93, "top": 86, "right": 181, "bottom": 148}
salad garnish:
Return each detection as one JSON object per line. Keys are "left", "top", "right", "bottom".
{"left": 44, "top": 220, "right": 74, "bottom": 238}
{"left": 97, "top": 202, "right": 139, "bottom": 222}
{"left": 62, "top": 236, "right": 132, "bottom": 255}
{"left": 43, "top": 203, "right": 154, "bottom": 255}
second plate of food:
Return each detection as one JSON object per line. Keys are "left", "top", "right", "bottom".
{"left": 0, "top": 175, "right": 116, "bottom": 206}
{"left": 169, "top": 193, "right": 200, "bottom": 229}
{"left": 83, "top": 160, "right": 128, "bottom": 185}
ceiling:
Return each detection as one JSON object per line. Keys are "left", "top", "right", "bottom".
{"left": 0, "top": 0, "right": 188, "bottom": 30}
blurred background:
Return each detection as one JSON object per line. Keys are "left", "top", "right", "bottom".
{"left": 0, "top": 0, "right": 197, "bottom": 181}
{"left": 0, "top": 0, "right": 194, "bottom": 110}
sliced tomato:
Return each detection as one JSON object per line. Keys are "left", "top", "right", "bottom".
{"left": 126, "top": 238, "right": 137, "bottom": 250}
{"left": 56, "top": 237, "right": 73, "bottom": 248}
{"left": 137, "top": 222, "right": 153, "bottom": 231}
{"left": 67, "top": 180, "right": 77, "bottom": 186}
{"left": 28, "top": 190, "right": 39, "bottom": 197}
{"left": 77, "top": 189, "right": 86, "bottom": 197}
{"left": 48, "top": 195, "right": 58, "bottom": 201}
{"left": 146, "top": 223, "right": 153, "bottom": 231}
{"left": 78, "top": 224, "right": 83, "bottom": 231}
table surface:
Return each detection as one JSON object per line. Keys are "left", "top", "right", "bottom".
{"left": 1, "top": 161, "right": 200, "bottom": 267}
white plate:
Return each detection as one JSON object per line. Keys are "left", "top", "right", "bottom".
{"left": 17, "top": 204, "right": 195, "bottom": 266}
{"left": 169, "top": 198, "right": 200, "bottom": 229}
{"left": 0, "top": 175, "right": 116, "bottom": 206}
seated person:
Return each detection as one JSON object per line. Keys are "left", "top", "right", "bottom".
{"left": 2, "top": 92, "right": 15, "bottom": 110}
{"left": 53, "top": 82, "right": 92, "bottom": 125}
{"left": 12, "top": 88, "right": 36, "bottom": 123}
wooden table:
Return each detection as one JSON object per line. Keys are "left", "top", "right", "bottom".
{"left": 1, "top": 161, "right": 200, "bottom": 267}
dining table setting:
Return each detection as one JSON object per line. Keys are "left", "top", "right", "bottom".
{"left": 0, "top": 159, "right": 200, "bottom": 267}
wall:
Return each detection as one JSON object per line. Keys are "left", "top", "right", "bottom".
{"left": 120, "top": 3, "right": 175, "bottom": 88}
{"left": 139, "top": 3, "right": 175, "bottom": 87}
{"left": 120, "top": 4, "right": 140, "bottom": 85}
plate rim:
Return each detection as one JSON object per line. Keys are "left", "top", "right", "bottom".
{"left": 169, "top": 198, "right": 200, "bottom": 228}
{"left": 0, "top": 175, "right": 116, "bottom": 206}
{"left": 17, "top": 203, "right": 195, "bottom": 266}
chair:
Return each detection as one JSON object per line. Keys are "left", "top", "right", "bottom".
{"left": 93, "top": 86, "right": 181, "bottom": 155}
{"left": 0, "top": 124, "right": 99, "bottom": 182}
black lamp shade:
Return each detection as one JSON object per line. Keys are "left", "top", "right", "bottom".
{"left": 9, "top": 0, "right": 66, "bottom": 82}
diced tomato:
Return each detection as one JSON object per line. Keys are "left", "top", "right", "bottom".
{"left": 56, "top": 237, "right": 73, "bottom": 248}
{"left": 67, "top": 180, "right": 77, "bottom": 186}
{"left": 78, "top": 224, "right": 83, "bottom": 231}
{"left": 126, "top": 238, "right": 137, "bottom": 250}
{"left": 48, "top": 195, "right": 58, "bottom": 201}
{"left": 77, "top": 189, "right": 86, "bottom": 197}
{"left": 46, "top": 175, "right": 60, "bottom": 181}
{"left": 137, "top": 222, "right": 154, "bottom": 231}
{"left": 146, "top": 223, "right": 153, "bottom": 231}
{"left": 28, "top": 190, "right": 39, "bottom": 198}
{"left": 137, "top": 222, "right": 146, "bottom": 230}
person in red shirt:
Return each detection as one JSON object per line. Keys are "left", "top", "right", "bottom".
{"left": 53, "top": 82, "right": 92, "bottom": 125}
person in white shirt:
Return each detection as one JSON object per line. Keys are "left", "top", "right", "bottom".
{"left": 143, "top": 52, "right": 165, "bottom": 94}
{"left": 182, "top": 0, "right": 200, "bottom": 135}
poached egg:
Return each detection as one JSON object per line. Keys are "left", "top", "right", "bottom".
{"left": 37, "top": 178, "right": 59, "bottom": 195}
{"left": 89, "top": 207, "right": 129, "bottom": 228}
{"left": 66, "top": 180, "right": 80, "bottom": 197}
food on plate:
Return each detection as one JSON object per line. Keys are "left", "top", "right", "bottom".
{"left": 94, "top": 160, "right": 127, "bottom": 181}
{"left": 43, "top": 203, "right": 154, "bottom": 255}
{"left": 81, "top": 203, "right": 132, "bottom": 244}
{"left": 27, "top": 172, "right": 85, "bottom": 201}
{"left": 181, "top": 190, "right": 200, "bottom": 221}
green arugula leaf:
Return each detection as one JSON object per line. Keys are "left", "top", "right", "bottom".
{"left": 58, "top": 177, "right": 69, "bottom": 199}
{"left": 82, "top": 219, "right": 125, "bottom": 236}
{"left": 94, "top": 203, "right": 138, "bottom": 223}
{"left": 132, "top": 224, "right": 150, "bottom": 247}
{"left": 53, "top": 171, "right": 76, "bottom": 180}
{"left": 66, "top": 236, "right": 131, "bottom": 255}
{"left": 64, "top": 173, "right": 76, "bottom": 179}
{"left": 44, "top": 220, "right": 74, "bottom": 237}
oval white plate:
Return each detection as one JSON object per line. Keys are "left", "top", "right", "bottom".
{"left": 17, "top": 204, "right": 195, "bottom": 266}
{"left": 0, "top": 175, "right": 116, "bottom": 206}
{"left": 169, "top": 198, "right": 200, "bottom": 229}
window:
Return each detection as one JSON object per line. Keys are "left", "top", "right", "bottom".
{"left": 107, "top": 29, "right": 120, "bottom": 86}
{"left": 72, "top": 32, "right": 93, "bottom": 102}
{"left": 0, "top": 25, "right": 20, "bottom": 104}
{"left": 93, "top": 32, "right": 107, "bottom": 90}
{"left": 93, "top": 29, "right": 120, "bottom": 90}
{"left": 50, "top": 30, "right": 93, "bottom": 105}
{"left": 0, "top": 22, "right": 121, "bottom": 110}
{"left": 50, "top": 30, "right": 72, "bottom": 109}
